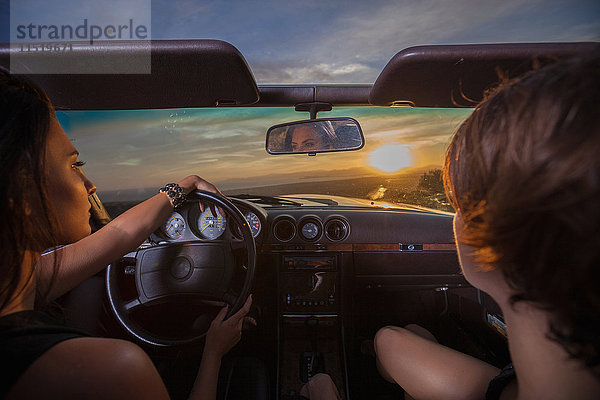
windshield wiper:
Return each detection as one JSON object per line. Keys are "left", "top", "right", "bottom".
{"left": 232, "top": 194, "right": 303, "bottom": 207}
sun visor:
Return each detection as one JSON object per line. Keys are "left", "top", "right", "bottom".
{"left": 0, "top": 40, "right": 259, "bottom": 109}
{"left": 369, "top": 42, "right": 600, "bottom": 108}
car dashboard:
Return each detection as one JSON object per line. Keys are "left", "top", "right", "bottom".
{"left": 147, "top": 194, "right": 467, "bottom": 313}
{"left": 140, "top": 193, "right": 469, "bottom": 397}
{"left": 149, "top": 195, "right": 463, "bottom": 288}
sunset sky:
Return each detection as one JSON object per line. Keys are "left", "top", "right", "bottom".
{"left": 2, "top": 0, "right": 598, "bottom": 83}
{"left": 147, "top": 0, "right": 599, "bottom": 84}
{"left": 4, "top": 0, "right": 598, "bottom": 200}
{"left": 58, "top": 107, "right": 471, "bottom": 200}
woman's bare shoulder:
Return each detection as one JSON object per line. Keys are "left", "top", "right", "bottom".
{"left": 7, "top": 337, "right": 170, "bottom": 400}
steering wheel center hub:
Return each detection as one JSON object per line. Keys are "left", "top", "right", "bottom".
{"left": 170, "top": 256, "right": 193, "bottom": 280}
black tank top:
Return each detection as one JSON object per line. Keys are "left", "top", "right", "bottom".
{"left": 486, "top": 363, "right": 516, "bottom": 400}
{"left": 0, "top": 310, "right": 89, "bottom": 397}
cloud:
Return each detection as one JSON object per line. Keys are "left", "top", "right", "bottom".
{"left": 59, "top": 105, "right": 472, "bottom": 193}
{"left": 244, "top": 0, "right": 547, "bottom": 83}
{"left": 151, "top": 0, "right": 215, "bottom": 27}
{"left": 10, "top": 0, "right": 598, "bottom": 82}
{"left": 253, "top": 61, "right": 379, "bottom": 84}
{"left": 115, "top": 158, "right": 142, "bottom": 166}
{"left": 153, "top": 0, "right": 596, "bottom": 84}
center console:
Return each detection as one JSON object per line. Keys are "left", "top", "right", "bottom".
{"left": 279, "top": 256, "right": 338, "bottom": 314}
{"left": 277, "top": 255, "right": 346, "bottom": 399}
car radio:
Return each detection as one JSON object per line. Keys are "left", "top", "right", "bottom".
{"left": 280, "top": 256, "right": 337, "bottom": 313}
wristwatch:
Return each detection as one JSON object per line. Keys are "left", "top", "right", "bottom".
{"left": 159, "top": 183, "right": 187, "bottom": 209}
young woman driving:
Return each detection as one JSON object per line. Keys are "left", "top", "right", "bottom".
{"left": 374, "top": 56, "right": 600, "bottom": 399}
{"left": 0, "top": 69, "right": 251, "bottom": 399}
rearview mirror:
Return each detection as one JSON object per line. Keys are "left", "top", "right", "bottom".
{"left": 266, "top": 118, "right": 364, "bottom": 155}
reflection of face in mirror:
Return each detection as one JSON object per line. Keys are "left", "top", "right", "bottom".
{"left": 286, "top": 122, "right": 336, "bottom": 152}
{"left": 291, "top": 125, "right": 327, "bottom": 152}
{"left": 266, "top": 118, "right": 364, "bottom": 154}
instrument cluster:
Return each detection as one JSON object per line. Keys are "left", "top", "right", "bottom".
{"left": 151, "top": 201, "right": 263, "bottom": 243}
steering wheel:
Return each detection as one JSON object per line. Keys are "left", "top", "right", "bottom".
{"left": 106, "top": 190, "right": 256, "bottom": 347}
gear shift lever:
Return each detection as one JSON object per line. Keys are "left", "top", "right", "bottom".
{"left": 300, "top": 318, "right": 324, "bottom": 383}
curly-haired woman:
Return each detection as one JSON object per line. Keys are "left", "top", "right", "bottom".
{"left": 375, "top": 56, "right": 600, "bottom": 400}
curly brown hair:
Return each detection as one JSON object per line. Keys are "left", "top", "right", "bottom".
{"left": 443, "top": 55, "right": 600, "bottom": 368}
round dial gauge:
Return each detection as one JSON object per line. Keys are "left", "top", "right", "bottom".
{"left": 301, "top": 221, "right": 320, "bottom": 240}
{"left": 161, "top": 212, "right": 186, "bottom": 240}
{"left": 244, "top": 211, "right": 261, "bottom": 238}
{"left": 197, "top": 209, "right": 226, "bottom": 240}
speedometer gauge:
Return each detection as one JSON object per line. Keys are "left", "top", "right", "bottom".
{"left": 197, "top": 209, "right": 226, "bottom": 240}
{"left": 161, "top": 212, "right": 186, "bottom": 239}
{"left": 244, "top": 211, "right": 261, "bottom": 238}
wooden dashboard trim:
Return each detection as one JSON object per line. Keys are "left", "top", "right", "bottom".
{"left": 423, "top": 243, "right": 456, "bottom": 251}
{"left": 353, "top": 244, "right": 399, "bottom": 251}
{"left": 261, "top": 243, "right": 456, "bottom": 252}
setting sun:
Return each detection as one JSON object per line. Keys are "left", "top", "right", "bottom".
{"left": 368, "top": 144, "right": 413, "bottom": 173}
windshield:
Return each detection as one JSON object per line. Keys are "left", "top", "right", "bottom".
{"left": 57, "top": 106, "right": 471, "bottom": 215}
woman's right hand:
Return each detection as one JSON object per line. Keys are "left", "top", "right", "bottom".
{"left": 204, "top": 295, "right": 253, "bottom": 359}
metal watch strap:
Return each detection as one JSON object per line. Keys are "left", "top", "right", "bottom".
{"left": 159, "top": 183, "right": 187, "bottom": 209}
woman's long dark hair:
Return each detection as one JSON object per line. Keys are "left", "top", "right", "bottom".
{"left": 0, "top": 67, "right": 59, "bottom": 312}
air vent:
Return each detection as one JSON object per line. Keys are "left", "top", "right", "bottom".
{"left": 325, "top": 218, "right": 349, "bottom": 241}
{"left": 273, "top": 218, "right": 296, "bottom": 242}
